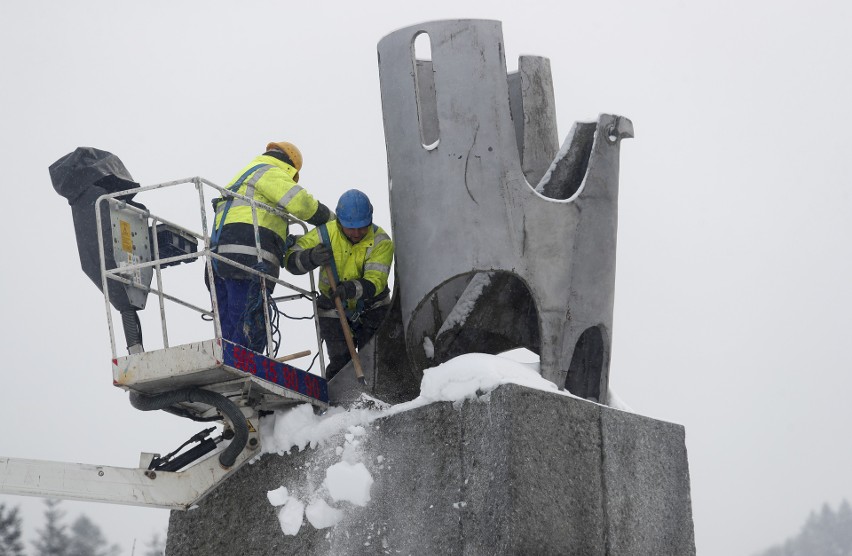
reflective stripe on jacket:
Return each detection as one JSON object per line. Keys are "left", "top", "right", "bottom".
{"left": 288, "top": 222, "right": 394, "bottom": 308}
{"left": 214, "top": 154, "right": 320, "bottom": 242}
{"left": 213, "top": 154, "right": 324, "bottom": 278}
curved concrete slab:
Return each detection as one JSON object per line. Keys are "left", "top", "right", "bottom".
{"left": 375, "top": 19, "right": 633, "bottom": 401}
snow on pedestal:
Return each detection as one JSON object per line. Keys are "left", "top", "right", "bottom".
{"left": 166, "top": 353, "right": 694, "bottom": 555}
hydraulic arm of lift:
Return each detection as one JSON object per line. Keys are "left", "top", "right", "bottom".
{"left": 0, "top": 410, "right": 261, "bottom": 510}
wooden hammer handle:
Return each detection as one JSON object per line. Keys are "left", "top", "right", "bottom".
{"left": 323, "top": 266, "right": 365, "bottom": 382}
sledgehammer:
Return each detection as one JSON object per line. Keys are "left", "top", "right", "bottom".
{"left": 323, "top": 266, "right": 366, "bottom": 385}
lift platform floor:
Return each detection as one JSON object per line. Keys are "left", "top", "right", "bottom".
{"left": 112, "top": 339, "right": 328, "bottom": 417}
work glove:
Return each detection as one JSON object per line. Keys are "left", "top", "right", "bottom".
{"left": 332, "top": 280, "right": 360, "bottom": 302}
{"left": 315, "top": 295, "right": 335, "bottom": 311}
{"left": 307, "top": 244, "right": 333, "bottom": 267}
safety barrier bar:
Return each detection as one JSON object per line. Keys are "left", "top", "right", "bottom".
{"left": 94, "top": 177, "right": 326, "bottom": 374}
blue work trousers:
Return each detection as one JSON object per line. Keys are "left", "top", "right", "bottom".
{"left": 212, "top": 275, "right": 272, "bottom": 353}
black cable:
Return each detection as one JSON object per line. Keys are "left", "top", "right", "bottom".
{"left": 201, "top": 276, "right": 318, "bottom": 361}
{"left": 266, "top": 291, "right": 320, "bottom": 357}
{"left": 304, "top": 349, "right": 321, "bottom": 372}
{"left": 277, "top": 312, "right": 314, "bottom": 321}
{"left": 267, "top": 295, "right": 281, "bottom": 356}
{"left": 271, "top": 292, "right": 316, "bottom": 321}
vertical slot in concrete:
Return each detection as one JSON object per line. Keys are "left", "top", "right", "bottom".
{"left": 413, "top": 32, "right": 439, "bottom": 149}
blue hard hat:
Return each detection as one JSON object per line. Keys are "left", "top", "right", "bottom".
{"left": 336, "top": 189, "right": 373, "bottom": 228}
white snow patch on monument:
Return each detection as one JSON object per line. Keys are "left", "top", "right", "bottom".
{"left": 385, "top": 352, "right": 558, "bottom": 415}
{"left": 436, "top": 272, "right": 494, "bottom": 336}
{"left": 423, "top": 336, "right": 434, "bottom": 358}
{"left": 607, "top": 388, "right": 633, "bottom": 412}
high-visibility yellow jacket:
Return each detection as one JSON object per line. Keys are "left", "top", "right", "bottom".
{"left": 213, "top": 153, "right": 331, "bottom": 278}
{"left": 287, "top": 221, "right": 394, "bottom": 311}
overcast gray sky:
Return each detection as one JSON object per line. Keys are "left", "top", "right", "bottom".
{"left": 2, "top": 1, "right": 851, "bottom": 554}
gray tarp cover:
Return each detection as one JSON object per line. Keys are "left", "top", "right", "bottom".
{"left": 49, "top": 147, "right": 145, "bottom": 311}
{"left": 50, "top": 146, "right": 138, "bottom": 203}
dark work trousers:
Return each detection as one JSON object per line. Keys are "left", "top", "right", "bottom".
{"left": 319, "top": 304, "right": 389, "bottom": 381}
{"left": 212, "top": 274, "right": 274, "bottom": 353}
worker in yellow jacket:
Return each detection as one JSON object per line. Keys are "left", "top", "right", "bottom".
{"left": 285, "top": 189, "right": 394, "bottom": 380}
{"left": 211, "top": 141, "right": 334, "bottom": 353}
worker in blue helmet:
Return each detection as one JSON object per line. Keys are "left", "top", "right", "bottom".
{"left": 285, "top": 189, "right": 394, "bottom": 380}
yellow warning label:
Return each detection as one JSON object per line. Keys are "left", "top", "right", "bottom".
{"left": 120, "top": 220, "right": 133, "bottom": 252}
{"left": 247, "top": 422, "right": 257, "bottom": 433}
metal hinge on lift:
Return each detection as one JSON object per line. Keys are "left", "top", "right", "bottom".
{"left": 147, "top": 427, "right": 220, "bottom": 472}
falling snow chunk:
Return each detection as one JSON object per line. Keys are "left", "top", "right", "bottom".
{"left": 305, "top": 498, "right": 344, "bottom": 529}
{"left": 267, "top": 486, "right": 289, "bottom": 506}
{"left": 341, "top": 440, "right": 362, "bottom": 465}
{"left": 324, "top": 461, "right": 374, "bottom": 506}
{"left": 261, "top": 402, "right": 375, "bottom": 456}
{"left": 278, "top": 497, "right": 306, "bottom": 536}
{"left": 453, "top": 501, "right": 468, "bottom": 509}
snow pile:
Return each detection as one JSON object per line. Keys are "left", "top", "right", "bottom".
{"left": 418, "top": 352, "right": 555, "bottom": 406}
{"left": 260, "top": 351, "right": 631, "bottom": 536}
{"left": 377, "top": 352, "right": 559, "bottom": 419}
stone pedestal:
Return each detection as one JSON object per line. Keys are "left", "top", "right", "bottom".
{"left": 166, "top": 384, "right": 695, "bottom": 555}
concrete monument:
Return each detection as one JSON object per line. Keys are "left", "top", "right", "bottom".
{"left": 167, "top": 20, "right": 694, "bottom": 556}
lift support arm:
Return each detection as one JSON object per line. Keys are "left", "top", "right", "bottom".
{"left": 0, "top": 418, "right": 261, "bottom": 510}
